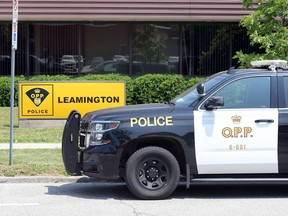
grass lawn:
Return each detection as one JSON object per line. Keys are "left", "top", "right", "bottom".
{"left": 0, "top": 107, "right": 63, "bottom": 143}
{"left": 0, "top": 107, "right": 66, "bottom": 176}
{"left": 0, "top": 149, "right": 66, "bottom": 176}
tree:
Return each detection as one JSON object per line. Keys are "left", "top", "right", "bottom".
{"left": 234, "top": 0, "right": 288, "bottom": 68}
{"left": 133, "top": 25, "right": 167, "bottom": 64}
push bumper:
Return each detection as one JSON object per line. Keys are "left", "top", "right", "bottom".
{"left": 62, "top": 110, "right": 82, "bottom": 176}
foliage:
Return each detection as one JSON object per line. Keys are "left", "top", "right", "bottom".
{"left": 0, "top": 75, "right": 25, "bottom": 107}
{"left": 132, "top": 74, "right": 203, "bottom": 104}
{"left": 0, "top": 74, "right": 203, "bottom": 106}
{"left": 199, "top": 26, "right": 230, "bottom": 71}
{"left": 27, "top": 74, "right": 71, "bottom": 81}
{"left": 235, "top": 0, "right": 288, "bottom": 68}
{"left": 133, "top": 25, "right": 167, "bottom": 64}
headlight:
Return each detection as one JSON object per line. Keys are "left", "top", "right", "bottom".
{"left": 87, "top": 121, "right": 120, "bottom": 146}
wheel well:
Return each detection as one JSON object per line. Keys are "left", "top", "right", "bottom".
{"left": 119, "top": 137, "right": 186, "bottom": 178}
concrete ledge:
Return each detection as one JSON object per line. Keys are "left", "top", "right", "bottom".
{"left": 19, "top": 119, "right": 66, "bottom": 128}
{"left": 0, "top": 176, "right": 123, "bottom": 184}
{"left": 0, "top": 176, "right": 81, "bottom": 183}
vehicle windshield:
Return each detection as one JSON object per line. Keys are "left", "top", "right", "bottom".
{"left": 170, "top": 72, "right": 228, "bottom": 107}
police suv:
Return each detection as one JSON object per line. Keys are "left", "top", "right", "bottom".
{"left": 62, "top": 60, "right": 288, "bottom": 199}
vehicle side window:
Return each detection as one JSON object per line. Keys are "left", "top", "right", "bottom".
{"left": 283, "top": 77, "right": 288, "bottom": 107}
{"left": 213, "top": 77, "right": 270, "bottom": 109}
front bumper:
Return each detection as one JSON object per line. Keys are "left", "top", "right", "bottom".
{"left": 81, "top": 149, "right": 120, "bottom": 179}
{"left": 63, "top": 110, "right": 123, "bottom": 179}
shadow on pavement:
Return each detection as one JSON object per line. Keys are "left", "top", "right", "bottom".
{"left": 45, "top": 177, "right": 288, "bottom": 200}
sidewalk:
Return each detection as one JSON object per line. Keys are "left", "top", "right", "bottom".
{"left": 0, "top": 143, "right": 61, "bottom": 150}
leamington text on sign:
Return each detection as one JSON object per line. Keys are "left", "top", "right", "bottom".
{"left": 58, "top": 96, "right": 120, "bottom": 103}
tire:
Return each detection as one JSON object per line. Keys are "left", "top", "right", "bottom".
{"left": 125, "top": 146, "right": 180, "bottom": 200}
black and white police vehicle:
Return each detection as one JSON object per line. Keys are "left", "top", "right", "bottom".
{"left": 62, "top": 60, "right": 288, "bottom": 199}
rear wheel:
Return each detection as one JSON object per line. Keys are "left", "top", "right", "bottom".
{"left": 125, "top": 146, "right": 180, "bottom": 199}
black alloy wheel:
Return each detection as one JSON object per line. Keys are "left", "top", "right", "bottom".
{"left": 125, "top": 146, "right": 180, "bottom": 200}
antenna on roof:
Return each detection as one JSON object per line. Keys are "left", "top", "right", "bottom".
{"left": 227, "top": 66, "right": 236, "bottom": 74}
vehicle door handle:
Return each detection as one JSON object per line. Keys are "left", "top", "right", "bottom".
{"left": 255, "top": 119, "right": 274, "bottom": 123}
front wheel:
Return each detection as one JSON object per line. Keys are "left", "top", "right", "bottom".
{"left": 125, "top": 146, "right": 180, "bottom": 199}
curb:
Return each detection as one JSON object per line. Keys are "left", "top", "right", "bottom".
{"left": 0, "top": 176, "right": 123, "bottom": 184}
{"left": 0, "top": 176, "right": 81, "bottom": 183}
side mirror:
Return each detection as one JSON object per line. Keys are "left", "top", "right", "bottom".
{"left": 204, "top": 96, "right": 224, "bottom": 110}
{"left": 197, "top": 83, "right": 205, "bottom": 97}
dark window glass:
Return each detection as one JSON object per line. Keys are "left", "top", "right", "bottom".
{"left": 283, "top": 77, "right": 288, "bottom": 107}
{"left": 181, "top": 24, "right": 254, "bottom": 76}
{"left": 0, "top": 23, "right": 28, "bottom": 76}
{"left": 81, "top": 24, "right": 129, "bottom": 75}
{"left": 213, "top": 77, "right": 271, "bottom": 109}
{"left": 0, "top": 22, "right": 261, "bottom": 77}
{"left": 132, "top": 24, "right": 180, "bottom": 75}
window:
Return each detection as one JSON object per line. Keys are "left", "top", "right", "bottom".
{"left": 283, "top": 77, "right": 288, "bottom": 107}
{"left": 132, "top": 24, "right": 179, "bottom": 75}
{"left": 0, "top": 22, "right": 258, "bottom": 76}
{"left": 213, "top": 77, "right": 271, "bottom": 109}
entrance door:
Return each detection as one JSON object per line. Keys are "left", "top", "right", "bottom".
{"left": 194, "top": 76, "right": 278, "bottom": 174}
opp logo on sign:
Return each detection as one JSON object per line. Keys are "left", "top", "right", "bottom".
{"left": 25, "top": 88, "right": 49, "bottom": 107}
{"left": 20, "top": 84, "right": 53, "bottom": 117}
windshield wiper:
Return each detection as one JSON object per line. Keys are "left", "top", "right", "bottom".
{"left": 165, "top": 101, "right": 175, "bottom": 106}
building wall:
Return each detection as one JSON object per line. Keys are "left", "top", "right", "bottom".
{"left": 0, "top": 1, "right": 256, "bottom": 76}
{"left": 1, "top": 0, "right": 253, "bottom": 22}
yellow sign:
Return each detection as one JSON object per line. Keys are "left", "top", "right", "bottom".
{"left": 19, "top": 81, "right": 125, "bottom": 119}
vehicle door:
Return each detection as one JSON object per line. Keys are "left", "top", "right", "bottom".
{"left": 194, "top": 76, "right": 278, "bottom": 174}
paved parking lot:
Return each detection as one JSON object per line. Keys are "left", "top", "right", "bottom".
{"left": 1, "top": 182, "right": 288, "bottom": 216}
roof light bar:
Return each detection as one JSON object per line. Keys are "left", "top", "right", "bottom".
{"left": 251, "top": 60, "right": 287, "bottom": 68}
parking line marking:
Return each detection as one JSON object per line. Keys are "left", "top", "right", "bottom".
{"left": 0, "top": 203, "right": 39, "bottom": 206}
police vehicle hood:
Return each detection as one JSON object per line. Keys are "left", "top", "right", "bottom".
{"left": 82, "top": 103, "right": 175, "bottom": 121}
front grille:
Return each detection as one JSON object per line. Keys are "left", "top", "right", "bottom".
{"left": 79, "top": 119, "right": 89, "bottom": 148}
{"left": 79, "top": 134, "right": 86, "bottom": 148}
{"left": 80, "top": 120, "right": 89, "bottom": 132}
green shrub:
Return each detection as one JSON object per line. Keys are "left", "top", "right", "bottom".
{"left": 27, "top": 74, "right": 71, "bottom": 81}
{"left": 0, "top": 77, "right": 11, "bottom": 107}
{"left": 0, "top": 74, "right": 204, "bottom": 106}
{"left": 132, "top": 74, "right": 204, "bottom": 104}
{"left": 0, "top": 75, "right": 25, "bottom": 107}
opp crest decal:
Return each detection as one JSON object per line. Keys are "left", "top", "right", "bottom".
{"left": 25, "top": 88, "right": 49, "bottom": 107}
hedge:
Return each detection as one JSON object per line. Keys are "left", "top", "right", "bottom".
{"left": 0, "top": 74, "right": 204, "bottom": 107}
